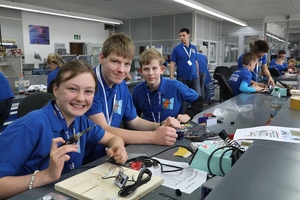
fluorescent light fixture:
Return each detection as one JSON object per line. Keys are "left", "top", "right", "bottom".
{"left": 173, "top": 0, "right": 247, "bottom": 27}
{"left": 266, "top": 33, "right": 285, "bottom": 43}
{"left": 0, "top": 1, "right": 122, "bottom": 25}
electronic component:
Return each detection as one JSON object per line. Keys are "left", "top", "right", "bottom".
{"left": 114, "top": 171, "right": 128, "bottom": 188}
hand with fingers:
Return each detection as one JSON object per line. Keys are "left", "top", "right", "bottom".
{"left": 154, "top": 118, "right": 178, "bottom": 145}
{"left": 106, "top": 146, "right": 128, "bottom": 164}
{"left": 176, "top": 114, "right": 191, "bottom": 123}
{"left": 45, "top": 138, "right": 79, "bottom": 181}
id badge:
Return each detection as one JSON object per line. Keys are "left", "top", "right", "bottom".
{"left": 187, "top": 60, "right": 192, "bottom": 66}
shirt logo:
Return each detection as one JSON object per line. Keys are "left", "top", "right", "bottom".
{"left": 113, "top": 99, "right": 122, "bottom": 115}
{"left": 162, "top": 98, "right": 174, "bottom": 110}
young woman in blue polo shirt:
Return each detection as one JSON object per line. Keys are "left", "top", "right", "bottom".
{"left": 0, "top": 60, "right": 127, "bottom": 199}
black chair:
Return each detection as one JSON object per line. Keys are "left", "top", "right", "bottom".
{"left": 214, "top": 66, "right": 232, "bottom": 80}
{"left": 230, "top": 65, "right": 238, "bottom": 74}
{"left": 213, "top": 73, "right": 235, "bottom": 102}
{"left": 268, "top": 68, "right": 280, "bottom": 77}
{"left": 17, "top": 92, "right": 55, "bottom": 118}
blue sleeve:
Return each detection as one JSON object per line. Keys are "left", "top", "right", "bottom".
{"left": 239, "top": 81, "right": 256, "bottom": 93}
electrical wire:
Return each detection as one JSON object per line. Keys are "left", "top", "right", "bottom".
{"left": 118, "top": 168, "right": 152, "bottom": 197}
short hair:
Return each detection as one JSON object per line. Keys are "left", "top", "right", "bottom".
{"left": 55, "top": 59, "right": 97, "bottom": 91}
{"left": 276, "top": 56, "right": 284, "bottom": 62}
{"left": 179, "top": 28, "right": 190, "bottom": 34}
{"left": 101, "top": 33, "right": 135, "bottom": 60}
{"left": 278, "top": 50, "right": 286, "bottom": 55}
{"left": 47, "top": 53, "right": 64, "bottom": 66}
{"left": 252, "top": 40, "right": 270, "bottom": 54}
{"left": 242, "top": 52, "right": 258, "bottom": 65}
{"left": 139, "top": 48, "right": 165, "bottom": 67}
{"left": 288, "top": 58, "right": 297, "bottom": 65}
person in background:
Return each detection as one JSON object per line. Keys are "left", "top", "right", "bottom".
{"left": 229, "top": 52, "right": 264, "bottom": 95}
{"left": 286, "top": 58, "right": 298, "bottom": 74}
{"left": 268, "top": 57, "right": 287, "bottom": 75}
{"left": 47, "top": 53, "right": 64, "bottom": 93}
{"left": 0, "top": 60, "right": 127, "bottom": 199}
{"left": 132, "top": 48, "right": 203, "bottom": 124}
{"left": 237, "top": 40, "right": 275, "bottom": 86}
{"left": 0, "top": 72, "right": 14, "bottom": 131}
{"left": 84, "top": 33, "right": 180, "bottom": 164}
{"left": 197, "top": 50, "right": 211, "bottom": 102}
{"left": 269, "top": 50, "right": 288, "bottom": 68}
{"left": 170, "top": 28, "right": 201, "bottom": 95}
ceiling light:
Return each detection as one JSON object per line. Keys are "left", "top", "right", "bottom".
{"left": 0, "top": 1, "right": 122, "bottom": 25}
{"left": 266, "top": 33, "right": 285, "bottom": 43}
{"left": 173, "top": 0, "right": 247, "bottom": 27}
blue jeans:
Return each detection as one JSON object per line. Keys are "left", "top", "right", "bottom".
{"left": 181, "top": 77, "right": 201, "bottom": 96}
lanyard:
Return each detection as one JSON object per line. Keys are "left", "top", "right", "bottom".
{"left": 96, "top": 65, "right": 116, "bottom": 125}
{"left": 51, "top": 100, "right": 76, "bottom": 170}
{"left": 183, "top": 46, "right": 191, "bottom": 59}
{"left": 146, "top": 92, "right": 161, "bottom": 123}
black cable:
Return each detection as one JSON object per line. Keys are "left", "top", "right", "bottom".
{"left": 118, "top": 168, "right": 152, "bottom": 197}
{"left": 219, "top": 148, "right": 234, "bottom": 176}
{"left": 206, "top": 145, "right": 233, "bottom": 176}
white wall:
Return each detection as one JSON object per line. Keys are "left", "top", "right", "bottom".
{"left": 21, "top": 11, "right": 109, "bottom": 64}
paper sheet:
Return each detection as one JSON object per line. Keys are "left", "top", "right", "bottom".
{"left": 234, "top": 125, "right": 300, "bottom": 143}
{"left": 149, "top": 157, "right": 207, "bottom": 194}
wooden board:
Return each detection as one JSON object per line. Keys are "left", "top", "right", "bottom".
{"left": 55, "top": 163, "right": 164, "bottom": 200}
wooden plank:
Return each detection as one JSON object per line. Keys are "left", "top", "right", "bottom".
{"left": 55, "top": 163, "right": 164, "bottom": 200}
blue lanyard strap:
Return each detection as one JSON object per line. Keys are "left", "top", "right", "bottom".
{"left": 51, "top": 100, "right": 76, "bottom": 170}
{"left": 96, "top": 65, "right": 116, "bottom": 125}
{"left": 146, "top": 92, "right": 161, "bottom": 123}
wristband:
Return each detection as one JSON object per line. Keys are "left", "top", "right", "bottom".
{"left": 29, "top": 170, "right": 39, "bottom": 190}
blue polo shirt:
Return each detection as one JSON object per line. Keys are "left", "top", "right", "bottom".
{"left": 47, "top": 66, "right": 60, "bottom": 89}
{"left": 132, "top": 77, "right": 199, "bottom": 122}
{"left": 229, "top": 67, "right": 254, "bottom": 95}
{"left": 85, "top": 65, "right": 137, "bottom": 125}
{"left": 171, "top": 43, "right": 198, "bottom": 81}
{"left": 84, "top": 65, "right": 137, "bottom": 163}
{"left": 237, "top": 53, "right": 267, "bottom": 82}
{"left": 0, "top": 72, "right": 14, "bottom": 100}
{"left": 269, "top": 64, "right": 287, "bottom": 75}
{"left": 0, "top": 101, "right": 104, "bottom": 177}
{"left": 269, "top": 58, "right": 288, "bottom": 68}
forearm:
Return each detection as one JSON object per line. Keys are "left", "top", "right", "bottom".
{"left": 240, "top": 81, "right": 256, "bottom": 93}
{"left": 0, "top": 171, "right": 54, "bottom": 199}
{"left": 170, "top": 62, "right": 175, "bottom": 78}
{"left": 262, "top": 65, "right": 271, "bottom": 78}
{"left": 104, "top": 125, "right": 156, "bottom": 144}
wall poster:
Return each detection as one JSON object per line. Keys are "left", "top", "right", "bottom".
{"left": 29, "top": 25, "right": 50, "bottom": 45}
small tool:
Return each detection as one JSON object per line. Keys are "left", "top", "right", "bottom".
{"left": 64, "top": 124, "right": 96, "bottom": 145}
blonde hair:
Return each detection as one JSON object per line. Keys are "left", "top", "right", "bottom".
{"left": 102, "top": 33, "right": 135, "bottom": 60}
{"left": 139, "top": 48, "right": 165, "bottom": 67}
{"left": 47, "top": 53, "right": 64, "bottom": 67}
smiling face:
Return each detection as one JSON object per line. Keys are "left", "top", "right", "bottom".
{"left": 99, "top": 52, "right": 132, "bottom": 88}
{"left": 140, "top": 59, "right": 164, "bottom": 91}
{"left": 53, "top": 72, "right": 96, "bottom": 125}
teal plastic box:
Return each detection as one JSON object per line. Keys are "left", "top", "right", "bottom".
{"left": 271, "top": 87, "right": 287, "bottom": 97}
{"left": 190, "top": 141, "right": 232, "bottom": 176}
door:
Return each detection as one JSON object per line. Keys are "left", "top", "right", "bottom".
{"left": 70, "top": 42, "right": 84, "bottom": 55}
